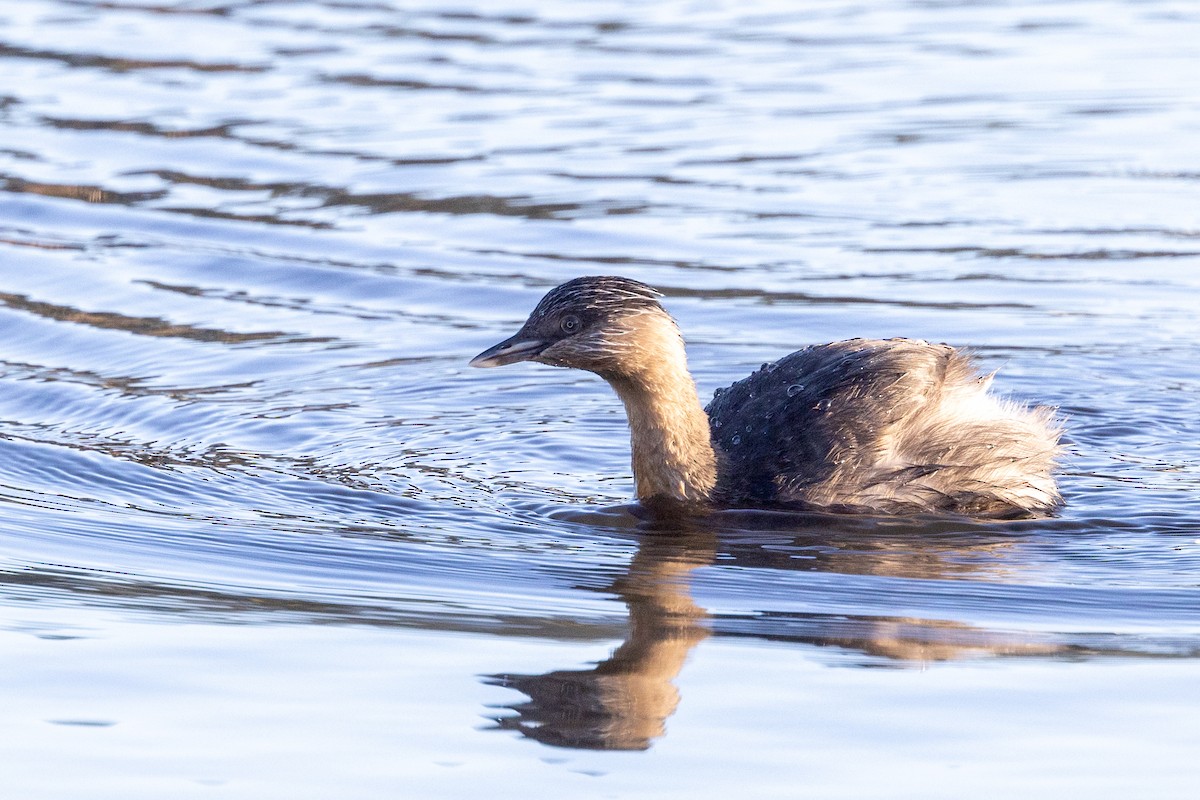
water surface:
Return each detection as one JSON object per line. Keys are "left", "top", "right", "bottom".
{"left": 2, "top": 0, "right": 1199, "bottom": 796}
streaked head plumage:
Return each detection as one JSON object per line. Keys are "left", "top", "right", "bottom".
{"left": 469, "top": 276, "right": 675, "bottom": 376}
{"left": 528, "top": 276, "right": 663, "bottom": 322}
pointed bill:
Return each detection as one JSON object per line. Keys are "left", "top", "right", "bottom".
{"left": 469, "top": 333, "right": 548, "bottom": 368}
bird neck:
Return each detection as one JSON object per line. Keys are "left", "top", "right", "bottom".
{"left": 605, "top": 317, "right": 718, "bottom": 505}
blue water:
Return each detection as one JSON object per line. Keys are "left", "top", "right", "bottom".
{"left": 1, "top": 0, "right": 1199, "bottom": 796}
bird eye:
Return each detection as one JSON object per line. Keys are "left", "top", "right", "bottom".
{"left": 560, "top": 315, "right": 581, "bottom": 334}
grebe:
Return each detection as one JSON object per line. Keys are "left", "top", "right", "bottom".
{"left": 470, "top": 276, "right": 1061, "bottom": 517}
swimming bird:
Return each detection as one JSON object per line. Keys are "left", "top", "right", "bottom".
{"left": 470, "top": 276, "right": 1061, "bottom": 518}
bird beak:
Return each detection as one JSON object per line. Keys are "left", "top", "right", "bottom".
{"left": 469, "top": 331, "right": 548, "bottom": 368}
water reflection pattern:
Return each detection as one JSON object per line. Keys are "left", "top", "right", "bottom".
{"left": 487, "top": 515, "right": 1200, "bottom": 750}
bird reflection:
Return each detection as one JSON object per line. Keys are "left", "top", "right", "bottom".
{"left": 485, "top": 511, "right": 1126, "bottom": 751}
{"left": 487, "top": 529, "right": 714, "bottom": 750}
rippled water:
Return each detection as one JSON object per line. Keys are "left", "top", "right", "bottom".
{"left": 2, "top": 0, "right": 1199, "bottom": 796}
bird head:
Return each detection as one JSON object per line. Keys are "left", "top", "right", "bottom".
{"left": 470, "top": 276, "right": 676, "bottom": 379}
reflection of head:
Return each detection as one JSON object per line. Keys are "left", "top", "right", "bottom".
{"left": 488, "top": 532, "right": 714, "bottom": 751}
{"left": 489, "top": 667, "right": 680, "bottom": 750}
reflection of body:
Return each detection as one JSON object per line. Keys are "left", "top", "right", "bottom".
{"left": 489, "top": 534, "right": 713, "bottom": 750}
{"left": 472, "top": 276, "right": 1061, "bottom": 517}
{"left": 488, "top": 519, "right": 1083, "bottom": 750}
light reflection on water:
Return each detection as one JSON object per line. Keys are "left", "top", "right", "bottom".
{"left": 2, "top": 0, "right": 1200, "bottom": 794}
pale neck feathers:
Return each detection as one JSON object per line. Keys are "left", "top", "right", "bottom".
{"left": 604, "top": 314, "right": 718, "bottom": 504}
